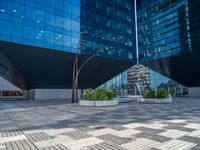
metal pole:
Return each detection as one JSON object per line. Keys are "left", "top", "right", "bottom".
{"left": 134, "top": 0, "right": 139, "bottom": 64}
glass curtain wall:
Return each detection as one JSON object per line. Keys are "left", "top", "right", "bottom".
{"left": 0, "top": 0, "right": 80, "bottom": 53}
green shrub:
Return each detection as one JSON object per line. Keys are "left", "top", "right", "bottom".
{"left": 143, "top": 89, "right": 170, "bottom": 98}
{"left": 83, "top": 89, "right": 116, "bottom": 101}
{"left": 157, "top": 89, "right": 170, "bottom": 98}
{"left": 143, "top": 90, "right": 156, "bottom": 98}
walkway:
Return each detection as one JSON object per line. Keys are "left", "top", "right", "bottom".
{"left": 0, "top": 98, "right": 200, "bottom": 150}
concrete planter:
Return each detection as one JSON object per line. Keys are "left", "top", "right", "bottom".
{"left": 137, "top": 98, "right": 172, "bottom": 103}
{"left": 79, "top": 100, "right": 119, "bottom": 107}
{"left": 114, "top": 95, "right": 142, "bottom": 103}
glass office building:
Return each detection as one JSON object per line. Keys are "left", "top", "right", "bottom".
{"left": 80, "top": 0, "right": 135, "bottom": 61}
{"left": 0, "top": 0, "right": 135, "bottom": 61}
{"left": 0, "top": 0, "right": 80, "bottom": 52}
{"left": 0, "top": 0, "right": 200, "bottom": 94}
{"left": 138, "top": 0, "right": 200, "bottom": 88}
{"left": 0, "top": 0, "right": 135, "bottom": 90}
{"left": 138, "top": 0, "right": 192, "bottom": 62}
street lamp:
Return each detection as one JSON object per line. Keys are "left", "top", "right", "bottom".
{"left": 134, "top": 0, "right": 139, "bottom": 65}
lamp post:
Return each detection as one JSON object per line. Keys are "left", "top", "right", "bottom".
{"left": 134, "top": 0, "right": 139, "bottom": 65}
{"left": 71, "top": 38, "right": 97, "bottom": 103}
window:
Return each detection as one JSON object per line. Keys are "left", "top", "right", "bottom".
{"left": 72, "top": 20, "right": 79, "bottom": 32}
{"left": 24, "top": 26, "right": 34, "bottom": 40}
{"left": 72, "top": 5, "right": 80, "bottom": 16}
{"left": 72, "top": 37, "right": 79, "bottom": 48}
{"left": 64, "top": 18, "right": 71, "bottom": 30}
{"left": 55, "top": 0, "right": 63, "bottom": 11}
{"left": 54, "top": 33, "right": 63, "bottom": 45}
{"left": 45, "top": 30, "right": 54, "bottom": 43}
{"left": 12, "top": 3, "right": 24, "bottom": 17}
{"left": 46, "top": 13, "right": 54, "bottom": 26}
{"left": 12, "top": 23, "right": 23, "bottom": 37}
{"left": 46, "top": 0, "right": 54, "bottom": 8}
{"left": 35, "top": 9, "right": 45, "bottom": 23}
{"left": 63, "top": 35, "right": 71, "bottom": 47}
{"left": 0, "top": 0, "right": 12, "bottom": 14}
{"left": 25, "top": 6, "right": 34, "bottom": 20}
{"left": 0, "top": 20, "right": 11, "bottom": 35}
{"left": 64, "top": 1, "right": 71, "bottom": 14}
{"left": 35, "top": 28, "right": 44, "bottom": 41}
{"left": 55, "top": 15, "right": 63, "bottom": 28}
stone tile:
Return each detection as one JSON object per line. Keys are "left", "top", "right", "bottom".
{"left": 98, "top": 134, "right": 132, "bottom": 145}
{"left": 179, "top": 136, "right": 200, "bottom": 145}
{"left": 187, "top": 130, "right": 200, "bottom": 138}
{"left": 121, "top": 138, "right": 160, "bottom": 150}
{"left": 63, "top": 130, "right": 91, "bottom": 140}
{"left": 63, "top": 137, "right": 103, "bottom": 150}
{"left": 153, "top": 139, "right": 196, "bottom": 150}
{"left": 40, "top": 144, "right": 69, "bottom": 150}
{"left": 26, "top": 132, "right": 52, "bottom": 143}
{"left": 111, "top": 129, "right": 142, "bottom": 138}
{"left": 0, "top": 98, "right": 200, "bottom": 150}
{"left": 163, "top": 125, "right": 195, "bottom": 132}
{"left": 191, "top": 145, "right": 200, "bottom": 150}
{"left": 0, "top": 135, "right": 27, "bottom": 144}
{"left": 135, "top": 132, "right": 171, "bottom": 143}
{"left": 87, "top": 128, "right": 115, "bottom": 137}
{"left": 134, "top": 127, "right": 165, "bottom": 134}
{"left": 5, "top": 139, "right": 37, "bottom": 150}
{"left": 159, "top": 130, "right": 188, "bottom": 138}
{"left": 184, "top": 123, "right": 200, "bottom": 129}
{"left": 34, "top": 135, "right": 75, "bottom": 149}
{"left": 85, "top": 142, "right": 127, "bottom": 150}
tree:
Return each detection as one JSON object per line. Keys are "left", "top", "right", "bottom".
{"left": 71, "top": 40, "right": 97, "bottom": 103}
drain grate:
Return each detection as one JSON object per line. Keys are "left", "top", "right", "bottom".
{"left": 93, "top": 126, "right": 107, "bottom": 130}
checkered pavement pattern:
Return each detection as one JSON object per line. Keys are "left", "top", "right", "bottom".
{"left": 0, "top": 98, "right": 200, "bottom": 150}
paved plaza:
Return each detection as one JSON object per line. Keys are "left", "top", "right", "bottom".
{"left": 0, "top": 98, "right": 200, "bottom": 150}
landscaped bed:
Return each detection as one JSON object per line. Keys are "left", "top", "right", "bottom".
{"left": 137, "top": 89, "right": 172, "bottom": 104}
{"left": 79, "top": 89, "right": 118, "bottom": 106}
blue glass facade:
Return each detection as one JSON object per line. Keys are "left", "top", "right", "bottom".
{"left": 80, "top": 0, "right": 135, "bottom": 61}
{"left": 138, "top": 0, "right": 200, "bottom": 88}
{"left": 138, "top": 0, "right": 192, "bottom": 62}
{"left": 0, "top": 0, "right": 80, "bottom": 52}
{"left": 0, "top": 0, "right": 135, "bottom": 62}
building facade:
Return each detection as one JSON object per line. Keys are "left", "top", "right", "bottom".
{"left": 0, "top": 0, "right": 200, "bottom": 99}
{"left": 138, "top": 0, "right": 200, "bottom": 89}
{"left": 128, "top": 64, "right": 150, "bottom": 95}
{"left": 0, "top": 0, "right": 136, "bottom": 92}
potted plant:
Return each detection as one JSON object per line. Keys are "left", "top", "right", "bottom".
{"left": 79, "top": 89, "right": 118, "bottom": 106}
{"left": 137, "top": 89, "right": 172, "bottom": 103}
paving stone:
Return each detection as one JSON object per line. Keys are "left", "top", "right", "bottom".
{"left": 134, "top": 127, "right": 165, "bottom": 134}
{"left": 163, "top": 125, "right": 195, "bottom": 132}
{"left": 159, "top": 129, "right": 188, "bottom": 138}
{"left": 1, "top": 130, "right": 24, "bottom": 137}
{"left": 105, "top": 125, "right": 127, "bottom": 131}
{"left": 40, "top": 144, "right": 69, "bottom": 150}
{"left": 0, "top": 135, "right": 27, "bottom": 144}
{"left": 191, "top": 145, "right": 200, "bottom": 150}
{"left": 0, "top": 98, "right": 200, "bottom": 150}
{"left": 179, "top": 136, "right": 200, "bottom": 145}
{"left": 5, "top": 139, "right": 37, "bottom": 150}
{"left": 121, "top": 138, "right": 160, "bottom": 150}
{"left": 98, "top": 134, "right": 132, "bottom": 145}
{"left": 85, "top": 142, "right": 127, "bottom": 150}
{"left": 63, "top": 130, "right": 91, "bottom": 140}
{"left": 26, "top": 132, "right": 52, "bottom": 143}
{"left": 63, "top": 137, "right": 103, "bottom": 150}
{"left": 161, "top": 121, "right": 187, "bottom": 127}
{"left": 135, "top": 132, "right": 171, "bottom": 143}
{"left": 153, "top": 139, "right": 196, "bottom": 150}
